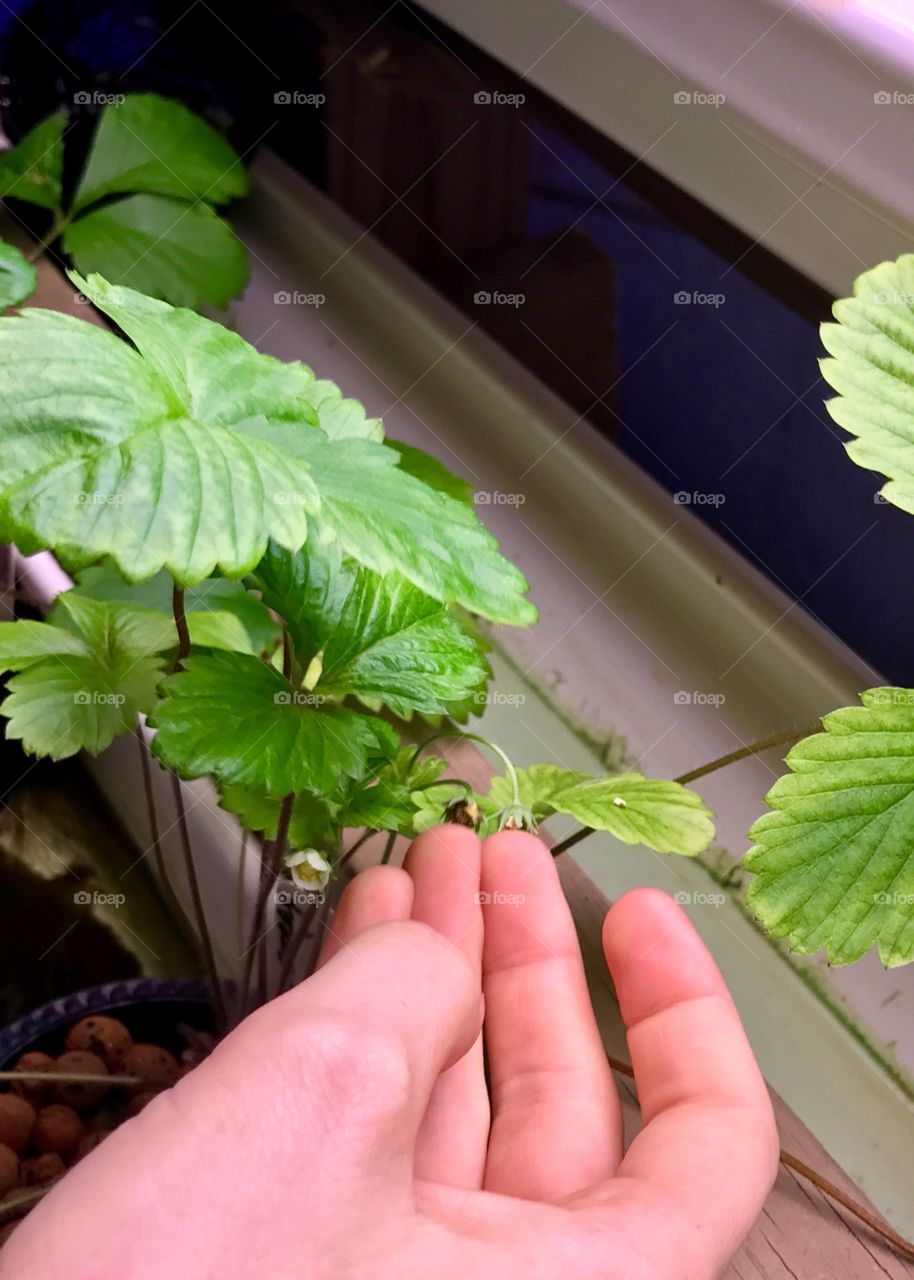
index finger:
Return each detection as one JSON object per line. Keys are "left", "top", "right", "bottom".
{"left": 582, "top": 888, "right": 779, "bottom": 1277}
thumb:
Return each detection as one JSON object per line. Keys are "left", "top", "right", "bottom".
{"left": 0, "top": 921, "right": 481, "bottom": 1280}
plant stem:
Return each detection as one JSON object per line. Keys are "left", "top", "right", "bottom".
{"left": 237, "top": 795, "right": 294, "bottom": 1019}
{"left": 25, "top": 208, "right": 69, "bottom": 263}
{"left": 0, "top": 1070, "right": 143, "bottom": 1086}
{"left": 550, "top": 723, "right": 820, "bottom": 857}
{"left": 674, "top": 723, "right": 820, "bottom": 786}
{"left": 235, "top": 828, "right": 248, "bottom": 962}
{"left": 380, "top": 830, "right": 397, "bottom": 865}
{"left": 335, "top": 828, "right": 377, "bottom": 870}
{"left": 172, "top": 584, "right": 191, "bottom": 665}
{"left": 604, "top": 1055, "right": 914, "bottom": 1263}
{"left": 170, "top": 771, "right": 227, "bottom": 1034}
{"left": 277, "top": 898, "right": 322, "bottom": 992}
{"left": 256, "top": 792, "right": 294, "bottom": 1007}
{"left": 0, "top": 1185, "right": 53, "bottom": 1220}
{"left": 134, "top": 726, "right": 193, "bottom": 938}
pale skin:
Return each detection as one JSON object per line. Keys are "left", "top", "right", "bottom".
{"left": 0, "top": 827, "right": 779, "bottom": 1279}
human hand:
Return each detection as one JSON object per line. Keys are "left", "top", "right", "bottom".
{"left": 0, "top": 828, "right": 778, "bottom": 1279}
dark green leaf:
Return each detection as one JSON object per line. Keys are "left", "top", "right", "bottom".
{"left": 64, "top": 195, "right": 249, "bottom": 308}
{"left": 0, "top": 111, "right": 66, "bottom": 210}
{"left": 150, "top": 651, "right": 397, "bottom": 797}
{"left": 73, "top": 94, "right": 248, "bottom": 212}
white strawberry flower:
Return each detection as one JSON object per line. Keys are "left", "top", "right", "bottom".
{"left": 285, "top": 848, "right": 332, "bottom": 890}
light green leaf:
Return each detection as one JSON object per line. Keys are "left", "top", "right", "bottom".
{"left": 0, "top": 595, "right": 167, "bottom": 758}
{"left": 0, "top": 619, "right": 87, "bottom": 668}
{"left": 253, "top": 541, "right": 488, "bottom": 717}
{"left": 70, "top": 274, "right": 318, "bottom": 429}
{"left": 0, "top": 241, "right": 36, "bottom": 309}
{"left": 550, "top": 773, "right": 715, "bottom": 855}
{"left": 74, "top": 94, "right": 248, "bottom": 213}
{"left": 0, "top": 279, "right": 321, "bottom": 582}
{"left": 64, "top": 195, "right": 249, "bottom": 308}
{"left": 300, "top": 437, "right": 536, "bottom": 626}
{"left": 821, "top": 254, "right": 914, "bottom": 514}
{"left": 390, "top": 441, "right": 475, "bottom": 505}
{"left": 306, "top": 379, "right": 383, "bottom": 442}
{"left": 0, "top": 111, "right": 66, "bottom": 210}
{"left": 411, "top": 782, "right": 477, "bottom": 834}
{"left": 150, "top": 651, "right": 398, "bottom": 797}
{"left": 485, "top": 763, "right": 592, "bottom": 822}
{"left": 745, "top": 688, "right": 914, "bottom": 967}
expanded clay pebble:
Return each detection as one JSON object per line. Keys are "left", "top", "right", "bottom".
{"left": 65, "top": 1016, "right": 132, "bottom": 1071}
{"left": 0, "top": 1145, "right": 19, "bottom": 1196}
{"left": 0, "top": 1096, "right": 36, "bottom": 1155}
{"left": 33, "top": 1106, "right": 84, "bottom": 1160}
{"left": 20, "top": 1153, "right": 64, "bottom": 1187}
{"left": 51, "top": 1052, "right": 109, "bottom": 1111}
{"left": 10, "top": 1053, "right": 54, "bottom": 1107}
{"left": 123, "top": 1045, "right": 179, "bottom": 1093}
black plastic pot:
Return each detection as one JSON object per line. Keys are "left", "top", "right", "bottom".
{"left": 0, "top": 977, "right": 211, "bottom": 1068}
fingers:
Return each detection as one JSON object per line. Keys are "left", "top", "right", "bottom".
{"left": 583, "top": 888, "right": 779, "bottom": 1277}
{"left": 403, "top": 826, "right": 489, "bottom": 1187}
{"left": 317, "top": 863, "right": 413, "bottom": 966}
{"left": 481, "top": 831, "right": 621, "bottom": 1201}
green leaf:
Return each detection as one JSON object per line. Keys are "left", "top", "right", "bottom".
{"left": 0, "top": 278, "right": 321, "bottom": 582}
{"left": 484, "top": 763, "right": 592, "bottom": 822}
{"left": 745, "top": 688, "right": 914, "bottom": 967}
{"left": 72, "top": 563, "right": 280, "bottom": 655}
{"left": 0, "top": 619, "right": 87, "bottom": 668}
{"left": 342, "top": 749, "right": 448, "bottom": 834}
{"left": 64, "top": 195, "right": 249, "bottom": 308}
{"left": 549, "top": 773, "right": 715, "bottom": 855}
{"left": 150, "top": 651, "right": 397, "bottom": 797}
{"left": 73, "top": 94, "right": 248, "bottom": 212}
{"left": 300, "top": 437, "right": 536, "bottom": 626}
{"left": 0, "top": 111, "right": 66, "bottom": 210}
{"left": 0, "top": 241, "right": 36, "bottom": 309}
{"left": 0, "top": 595, "right": 167, "bottom": 758}
{"left": 411, "top": 782, "right": 477, "bottom": 834}
{"left": 0, "top": 275, "right": 534, "bottom": 623}
{"left": 821, "top": 255, "right": 914, "bottom": 514}
{"left": 219, "top": 784, "right": 340, "bottom": 851}
{"left": 306, "top": 379, "right": 383, "bottom": 442}
{"left": 253, "top": 541, "right": 488, "bottom": 717}
{"left": 389, "top": 441, "right": 475, "bottom": 505}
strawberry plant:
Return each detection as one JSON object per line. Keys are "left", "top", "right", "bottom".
{"left": 0, "top": 272, "right": 716, "bottom": 1024}
{"left": 0, "top": 94, "right": 249, "bottom": 311}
